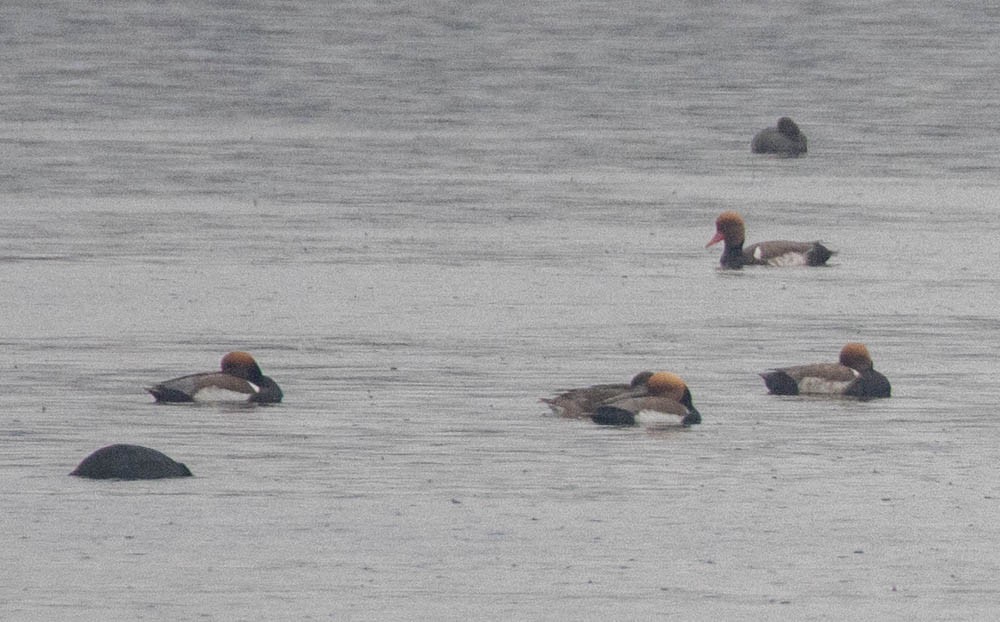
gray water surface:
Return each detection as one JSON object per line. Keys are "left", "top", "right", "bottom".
{"left": 3, "top": 1, "right": 1000, "bottom": 620}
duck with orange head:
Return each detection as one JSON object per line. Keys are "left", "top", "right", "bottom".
{"left": 761, "top": 343, "right": 891, "bottom": 399}
{"left": 147, "top": 351, "right": 283, "bottom": 404}
{"left": 707, "top": 211, "right": 833, "bottom": 269}
{"left": 591, "top": 372, "right": 701, "bottom": 427}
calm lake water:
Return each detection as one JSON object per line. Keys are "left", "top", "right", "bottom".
{"left": 4, "top": 1, "right": 1000, "bottom": 620}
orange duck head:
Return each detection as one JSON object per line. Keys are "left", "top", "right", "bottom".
{"left": 839, "top": 343, "right": 874, "bottom": 372}
{"left": 706, "top": 211, "right": 746, "bottom": 248}
{"left": 644, "top": 372, "right": 690, "bottom": 402}
{"left": 221, "top": 351, "right": 264, "bottom": 381}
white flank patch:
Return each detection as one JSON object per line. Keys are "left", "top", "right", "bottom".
{"left": 192, "top": 382, "right": 259, "bottom": 403}
{"left": 633, "top": 410, "right": 682, "bottom": 427}
{"left": 766, "top": 252, "right": 808, "bottom": 267}
{"left": 797, "top": 374, "right": 857, "bottom": 395}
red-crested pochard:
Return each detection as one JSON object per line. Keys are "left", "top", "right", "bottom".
{"left": 707, "top": 211, "right": 833, "bottom": 269}
{"left": 751, "top": 117, "right": 807, "bottom": 156}
{"left": 147, "top": 351, "right": 283, "bottom": 404}
{"left": 541, "top": 371, "right": 654, "bottom": 418}
{"left": 592, "top": 371, "right": 701, "bottom": 427}
{"left": 760, "top": 343, "right": 891, "bottom": 399}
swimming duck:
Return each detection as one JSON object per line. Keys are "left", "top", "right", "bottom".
{"left": 751, "top": 116, "right": 807, "bottom": 156}
{"left": 147, "top": 351, "right": 283, "bottom": 403}
{"left": 760, "top": 343, "right": 891, "bottom": 399}
{"left": 541, "top": 371, "right": 653, "bottom": 418}
{"left": 71, "top": 444, "right": 192, "bottom": 480}
{"left": 707, "top": 211, "right": 833, "bottom": 269}
{"left": 592, "top": 371, "right": 701, "bottom": 427}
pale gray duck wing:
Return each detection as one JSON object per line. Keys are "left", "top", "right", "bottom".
{"left": 542, "top": 383, "right": 631, "bottom": 417}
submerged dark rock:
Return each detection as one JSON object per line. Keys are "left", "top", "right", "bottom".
{"left": 70, "top": 444, "right": 193, "bottom": 480}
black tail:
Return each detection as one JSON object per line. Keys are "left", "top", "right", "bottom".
{"left": 592, "top": 406, "right": 637, "bottom": 426}
{"left": 807, "top": 243, "right": 834, "bottom": 266}
{"left": 761, "top": 371, "right": 799, "bottom": 395}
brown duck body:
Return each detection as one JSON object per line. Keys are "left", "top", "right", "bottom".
{"left": 761, "top": 343, "right": 891, "bottom": 399}
{"left": 707, "top": 211, "right": 833, "bottom": 269}
{"left": 147, "top": 351, "right": 283, "bottom": 404}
